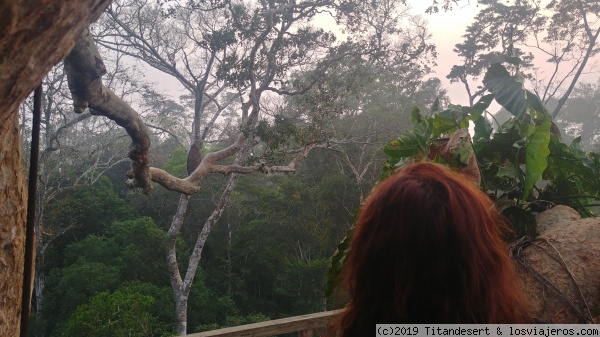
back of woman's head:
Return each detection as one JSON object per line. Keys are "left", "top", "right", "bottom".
{"left": 335, "top": 162, "right": 529, "bottom": 336}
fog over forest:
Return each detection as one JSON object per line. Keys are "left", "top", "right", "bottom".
{"left": 5, "top": 0, "right": 600, "bottom": 336}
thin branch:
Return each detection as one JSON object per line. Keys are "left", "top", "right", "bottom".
{"left": 210, "top": 141, "right": 317, "bottom": 175}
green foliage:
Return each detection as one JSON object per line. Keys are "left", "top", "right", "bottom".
{"left": 197, "top": 165, "right": 358, "bottom": 320}
{"left": 44, "top": 177, "right": 135, "bottom": 239}
{"left": 163, "top": 147, "right": 188, "bottom": 177}
{"left": 120, "top": 282, "right": 176, "bottom": 327}
{"left": 387, "top": 63, "right": 600, "bottom": 220}
{"left": 63, "top": 235, "right": 122, "bottom": 267}
{"left": 42, "top": 217, "right": 176, "bottom": 336}
{"left": 523, "top": 112, "right": 551, "bottom": 199}
{"left": 194, "top": 313, "right": 270, "bottom": 333}
{"left": 543, "top": 136, "right": 600, "bottom": 216}
{"left": 62, "top": 288, "right": 171, "bottom": 337}
{"left": 42, "top": 165, "right": 358, "bottom": 336}
{"left": 187, "top": 271, "right": 242, "bottom": 332}
{"left": 327, "top": 61, "right": 600, "bottom": 297}
{"left": 274, "top": 258, "right": 330, "bottom": 315}
{"left": 252, "top": 115, "right": 311, "bottom": 165}
{"left": 45, "top": 261, "right": 122, "bottom": 335}
{"left": 43, "top": 177, "right": 137, "bottom": 272}
{"left": 483, "top": 63, "right": 528, "bottom": 118}
{"left": 383, "top": 63, "right": 568, "bottom": 209}
{"left": 110, "top": 218, "right": 170, "bottom": 285}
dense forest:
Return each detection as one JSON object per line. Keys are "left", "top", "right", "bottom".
{"left": 9, "top": 0, "right": 600, "bottom": 336}
{"left": 23, "top": 83, "right": 433, "bottom": 336}
{"left": 30, "top": 153, "right": 359, "bottom": 335}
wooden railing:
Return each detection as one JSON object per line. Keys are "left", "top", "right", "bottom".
{"left": 186, "top": 310, "right": 340, "bottom": 337}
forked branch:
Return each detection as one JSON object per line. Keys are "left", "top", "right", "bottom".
{"left": 64, "top": 28, "right": 317, "bottom": 195}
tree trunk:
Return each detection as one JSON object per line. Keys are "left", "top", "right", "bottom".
{"left": 34, "top": 241, "right": 45, "bottom": 314}
{"left": 33, "top": 201, "right": 45, "bottom": 315}
{"left": 551, "top": 27, "right": 600, "bottom": 119}
{"left": 166, "top": 195, "right": 191, "bottom": 335}
{"left": 167, "top": 174, "right": 242, "bottom": 335}
{"left": 175, "top": 292, "right": 189, "bottom": 335}
{"left": 0, "top": 111, "right": 28, "bottom": 337}
{"left": 0, "top": 1, "right": 111, "bottom": 335}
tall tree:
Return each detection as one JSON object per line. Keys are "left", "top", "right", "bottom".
{"left": 542, "top": 0, "right": 600, "bottom": 117}
{"left": 447, "top": 0, "right": 538, "bottom": 106}
{"left": 0, "top": 0, "right": 447, "bottom": 335}
{"left": 448, "top": 0, "right": 599, "bottom": 115}
{"left": 19, "top": 58, "right": 156, "bottom": 320}
{"left": 0, "top": 2, "right": 111, "bottom": 335}
{"left": 287, "top": 58, "right": 444, "bottom": 199}
{"left": 61, "top": 0, "right": 438, "bottom": 333}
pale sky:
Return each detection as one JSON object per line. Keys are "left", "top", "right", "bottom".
{"left": 410, "top": 1, "right": 479, "bottom": 105}
{"left": 410, "top": 0, "right": 600, "bottom": 106}
{"left": 146, "top": 1, "right": 599, "bottom": 108}
{"left": 146, "top": 1, "right": 481, "bottom": 104}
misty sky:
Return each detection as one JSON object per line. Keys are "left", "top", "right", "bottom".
{"left": 411, "top": 1, "right": 600, "bottom": 106}
{"left": 146, "top": 1, "right": 600, "bottom": 108}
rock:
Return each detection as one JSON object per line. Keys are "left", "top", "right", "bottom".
{"left": 516, "top": 207, "right": 600, "bottom": 323}
{"left": 535, "top": 205, "right": 582, "bottom": 233}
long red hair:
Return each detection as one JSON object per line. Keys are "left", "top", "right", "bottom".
{"left": 334, "top": 162, "right": 529, "bottom": 336}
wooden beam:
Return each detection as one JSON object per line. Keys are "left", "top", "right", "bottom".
{"left": 187, "top": 310, "right": 340, "bottom": 337}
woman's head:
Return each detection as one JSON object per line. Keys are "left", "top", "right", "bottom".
{"left": 336, "top": 162, "right": 529, "bottom": 334}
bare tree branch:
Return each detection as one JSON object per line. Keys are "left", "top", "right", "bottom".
{"left": 209, "top": 142, "right": 318, "bottom": 175}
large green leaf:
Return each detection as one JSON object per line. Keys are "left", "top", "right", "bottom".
{"left": 414, "top": 114, "right": 432, "bottom": 142}
{"left": 568, "top": 137, "right": 596, "bottom": 176}
{"left": 432, "top": 108, "right": 467, "bottom": 137}
{"left": 411, "top": 107, "right": 423, "bottom": 126}
{"left": 474, "top": 116, "right": 493, "bottom": 144}
{"left": 466, "top": 94, "right": 493, "bottom": 148}
{"left": 383, "top": 131, "right": 427, "bottom": 161}
{"left": 523, "top": 113, "right": 551, "bottom": 199}
{"left": 526, "top": 90, "right": 546, "bottom": 114}
{"left": 496, "top": 162, "right": 517, "bottom": 181}
{"left": 470, "top": 93, "right": 495, "bottom": 120}
{"left": 483, "top": 63, "right": 528, "bottom": 117}
{"left": 516, "top": 119, "right": 536, "bottom": 139}
{"left": 451, "top": 135, "right": 475, "bottom": 165}
{"left": 570, "top": 136, "right": 586, "bottom": 157}
{"left": 409, "top": 108, "right": 433, "bottom": 145}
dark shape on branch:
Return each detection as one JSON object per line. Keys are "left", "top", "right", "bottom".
{"left": 187, "top": 143, "right": 202, "bottom": 175}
